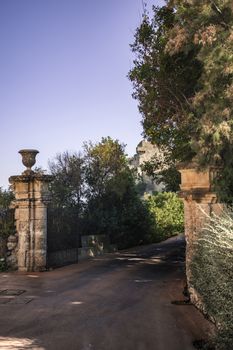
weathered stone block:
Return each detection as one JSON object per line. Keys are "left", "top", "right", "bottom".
{"left": 7, "top": 242, "right": 17, "bottom": 251}
{"left": 6, "top": 254, "right": 18, "bottom": 269}
{"left": 18, "top": 208, "right": 30, "bottom": 221}
{"left": 8, "top": 234, "right": 17, "bottom": 243}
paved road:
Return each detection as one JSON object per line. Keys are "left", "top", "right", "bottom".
{"left": 0, "top": 236, "right": 213, "bottom": 350}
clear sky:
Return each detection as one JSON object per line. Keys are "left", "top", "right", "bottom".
{"left": 0, "top": 0, "right": 164, "bottom": 189}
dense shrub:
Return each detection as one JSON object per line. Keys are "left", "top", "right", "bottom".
{"left": 49, "top": 139, "right": 156, "bottom": 250}
{"left": 0, "top": 188, "right": 14, "bottom": 271}
{"left": 146, "top": 192, "right": 184, "bottom": 241}
{"left": 0, "top": 188, "right": 14, "bottom": 239}
{"left": 82, "top": 172, "right": 155, "bottom": 249}
{"left": 191, "top": 207, "right": 233, "bottom": 350}
{"left": 0, "top": 209, "right": 15, "bottom": 239}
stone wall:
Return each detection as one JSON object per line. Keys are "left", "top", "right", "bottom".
{"left": 129, "top": 140, "right": 164, "bottom": 194}
{"left": 45, "top": 235, "right": 117, "bottom": 267}
{"left": 6, "top": 233, "right": 18, "bottom": 269}
{"left": 47, "top": 248, "right": 79, "bottom": 267}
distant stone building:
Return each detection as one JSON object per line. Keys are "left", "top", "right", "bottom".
{"left": 129, "top": 140, "right": 164, "bottom": 194}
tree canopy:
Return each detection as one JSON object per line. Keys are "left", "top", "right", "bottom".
{"left": 129, "top": 0, "right": 233, "bottom": 199}
{"left": 82, "top": 137, "right": 155, "bottom": 248}
{"left": 49, "top": 151, "right": 85, "bottom": 210}
{"left": 83, "top": 137, "right": 128, "bottom": 200}
{"left": 0, "top": 188, "right": 14, "bottom": 209}
{"left": 48, "top": 137, "right": 155, "bottom": 249}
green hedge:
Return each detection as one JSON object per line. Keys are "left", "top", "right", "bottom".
{"left": 146, "top": 192, "right": 184, "bottom": 242}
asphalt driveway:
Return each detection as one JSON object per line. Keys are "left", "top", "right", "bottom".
{"left": 0, "top": 236, "right": 213, "bottom": 350}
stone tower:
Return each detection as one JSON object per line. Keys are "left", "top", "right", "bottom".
{"left": 129, "top": 140, "right": 164, "bottom": 194}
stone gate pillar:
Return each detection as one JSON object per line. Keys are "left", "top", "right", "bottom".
{"left": 178, "top": 163, "right": 222, "bottom": 303}
{"left": 9, "top": 150, "right": 53, "bottom": 272}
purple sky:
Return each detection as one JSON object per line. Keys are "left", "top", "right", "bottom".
{"left": 0, "top": 0, "right": 164, "bottom": 189}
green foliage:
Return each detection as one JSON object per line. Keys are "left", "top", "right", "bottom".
{"left": 142, "top": 155, "right": 181, "bottom": 192}
{"left": 49, "top": 141, "right": 186, "bottom": 250}
{"left": 49, "top": 151, "right": 85, "bottom": 210}
{"left": 0, "top": 188, "right": 14, "bottom": 271}
{"left": 48, "top": 152, "right": 85, "bottom": 252}
{"left": 168, "top": 0, "right": 233, "bottom": 169}
{"left": 191, "top": 207, "right": 233, "bottom": 349}
{"left": 146, "top": 192, "right": 184, "bottom": 241}
{"left": 0, "top": 188, "right": 14, "bottom": 239}
{"left": 83, "top": 137, "right": 128, "bottom": 199}
{"left": 0, "top": 187, "right": 14, "bottom": 209}
{"left": 82, "top": 138, "right": 154, "bottom": 249}
{"left": 129, "top": 5, "right": 200, "bottom": 162}
{"left": 157, "top": 166, "right": 181, "bottom": 192}
{"left": 129, "top": 1, "right": 233, "bottom": 200}
{"left": 49, "top": 137, "right": 155, "bottom": 250}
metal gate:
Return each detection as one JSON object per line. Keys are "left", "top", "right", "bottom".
{"left": 47, "top": 207, "right": 80, "bottom": 267}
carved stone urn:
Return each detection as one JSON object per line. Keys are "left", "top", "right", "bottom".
{"left": 19, "top": 149, "right": 39, "bottom": 175}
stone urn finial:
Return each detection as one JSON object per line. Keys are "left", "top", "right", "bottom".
{"left": 19, "top": 149, "right": 39, "bottom": 175}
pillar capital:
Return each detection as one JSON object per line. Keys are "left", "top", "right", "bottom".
{"left": 177, "top": 162, "right": 221, "bottom": 193}
{"left": 9, "top": 174, "right": 53, "bottom": 204}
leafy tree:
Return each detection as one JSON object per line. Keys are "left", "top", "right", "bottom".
{"left": 142, "top": 153, "right": 181, "bottom": 192}
{"left": 0, "top": 187, "right": 14, "bottom": 239}
{"left": 129, "top": 1, "right": 233, "bottom": 199}
{"left": 166, "top": 1, "right": 233, "bottom": 167}
{"left": 48, "top": 152, "right": 85, "bottom": 252}
{"left": 82, "top": 137, "right": 155, "bottom": 248}
{"left": 83, "top": 137, "right": 128, "bottom": 199}
{"left": 0, "top": 187, "right": 14, "bottom": 209}
{"left": 146, "top": 192, "right": 184, "bottom": 241}
{"left": 49, "top": 151, "right": 85, "bottom": 210}
{"left": 47, "top": 138, "right": 156, "bottom": 249}
{"left": 129, "top": 5, "right": 201, "bottom": 162}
